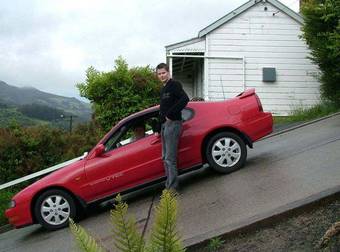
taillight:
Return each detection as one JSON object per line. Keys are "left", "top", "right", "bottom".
{"left": 255, "top": 94, "right": 263, "bottom": 112}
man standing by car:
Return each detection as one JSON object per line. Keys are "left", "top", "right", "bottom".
{"left": 156, "top": 63, "right": 189, "bottom": 191}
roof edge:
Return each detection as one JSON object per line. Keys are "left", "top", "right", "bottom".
{"left": 268, "top": 0, "right": 303, "bottom": 24}
{"left": 165, "top": 37, "right": 204, "bottom": 51}
{"left": 198, "top": 0, "right": 258, "bottom": 37}
{"left": 198, "top": 0, "right": 303, "bottom": 38}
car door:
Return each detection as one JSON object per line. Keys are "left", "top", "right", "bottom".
{"left": 177, "top": 108, "right": 199, "bottom": 169}
{"left": 84, "top": 120, "right": 163, "bottom": 201}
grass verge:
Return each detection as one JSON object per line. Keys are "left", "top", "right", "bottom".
{"left": 274, "top": 101, "right": 340, "bottom": 124}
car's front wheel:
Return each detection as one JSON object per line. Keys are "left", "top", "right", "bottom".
{"left": 206, "top": 132, "right": 247, "bottom": 173}
{"left": 34, "top": 189, "right": 76, "bottom": 230}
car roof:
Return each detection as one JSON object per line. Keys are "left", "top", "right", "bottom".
{"left": 118, "top": 105, "right": 160, "bottom": 125}
{"left": 99, "top": 105, "right": 160, "bottom": 144}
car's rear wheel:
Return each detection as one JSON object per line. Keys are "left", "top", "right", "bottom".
{"left": 34, "top": 189, "right": 76, "bottom": 230}
{"left": 206, "top": 132, "right": 247, "bottom": 173}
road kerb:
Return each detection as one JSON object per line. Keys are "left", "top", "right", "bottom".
{"left": 185, "top": 185, "right": 340, "bottom": 248}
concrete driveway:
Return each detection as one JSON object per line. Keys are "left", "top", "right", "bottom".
{"left": 0, "top": 113, "right": 339, "bottom": 252}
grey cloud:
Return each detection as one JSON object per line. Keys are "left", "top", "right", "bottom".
{"left": 0, "top": 0, "right": 296, "bottom": 99}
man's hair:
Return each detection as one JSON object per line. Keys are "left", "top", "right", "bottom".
{"left": 156, "top": 63, "right": 169, "bottom": 72}
{"left": 191, "top": 97, "right": 205, "bottom": 101}
{"left": 133, "top": 121, "right": 145, "bottom": 130}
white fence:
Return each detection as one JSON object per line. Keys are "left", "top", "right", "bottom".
{"left": 0, "top": 153, "right": 87, "bottom": 191}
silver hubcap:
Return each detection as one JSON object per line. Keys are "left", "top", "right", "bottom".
{"left": 212, "top": 137, "right": 241, "bottom": 167}
{"left": 40, "top": 195, "right": 70, "bottom": 225}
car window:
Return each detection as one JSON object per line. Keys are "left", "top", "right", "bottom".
{"left": 103, "top": 112, "right": 159, "bottom": 152}
{"left": 118, "top": 126, "right": 154, "bottom": 146}
{"left": 182, "top": 108, "right": 194, "bottom": 121}
{"left": 104, "top": 126, "right": 126, "bottom": 152}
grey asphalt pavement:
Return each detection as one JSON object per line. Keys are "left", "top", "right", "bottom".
{"left": 0, "top": 114, "right": 339, "bottom": 251}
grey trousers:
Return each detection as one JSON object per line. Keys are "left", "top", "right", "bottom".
{"left": 161, "top": 120, "right": 182, "bottom": 189}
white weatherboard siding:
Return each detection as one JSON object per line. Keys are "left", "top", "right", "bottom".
{"left": 207, "top": 2, "right": 320, "bottom": 115}
{"left": 173, "top": 70, "right": 194, "bottom": 98}
{"left": 208, "top": 57, "right": 244, "bottom": 99}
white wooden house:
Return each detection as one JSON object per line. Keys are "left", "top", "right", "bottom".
{"left": 165, "top": 0, "right": 321, "bottom": 115}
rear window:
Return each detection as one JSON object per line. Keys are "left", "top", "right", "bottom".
{"left": 182, "top": 108, "right": 194, "bottom": 121}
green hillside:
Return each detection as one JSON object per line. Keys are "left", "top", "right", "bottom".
{"left": 0, "top": 107, "right": 49, "bottom": 127}
{"left": 0, "top": 80, "right": 92, "bottom": 122}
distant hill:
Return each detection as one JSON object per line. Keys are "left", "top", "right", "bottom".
{"left": 0, "top": 107, "right": 48, "bottom": 127}
{"left": 0, "top": 80, "right": 92, "bottom": 122}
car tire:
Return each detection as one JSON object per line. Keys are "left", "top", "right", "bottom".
{"left": 34, "top": 189, "right": 76, "bottom": 230}
{"left": 206, "top": 132, "right": 247, "bottom": 173}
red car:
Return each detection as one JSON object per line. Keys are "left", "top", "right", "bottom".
{"left": 6, "top": 89, "right": 272, "bottom": 230}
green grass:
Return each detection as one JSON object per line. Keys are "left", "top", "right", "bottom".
{"left": 274, "top": 101, "right": 340, "bottom": 124}
{"left": 0, "top": 189, "right": 18, "bottom": 226}
{"left": 207, "top": 237, "right": 225, "bottom": 251}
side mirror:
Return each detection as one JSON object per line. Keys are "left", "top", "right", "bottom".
{"left": 94, "top": 144, "right": 105, "bottom": 157}
{"left": 81, "top": 152, "right": 88, "bottom": 159}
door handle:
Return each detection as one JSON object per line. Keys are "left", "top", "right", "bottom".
{"left": 182, "top": 124, "right": 190, "bottom": 130}
{"left": 151, "top": 136, "right": 161, "bottom": 145}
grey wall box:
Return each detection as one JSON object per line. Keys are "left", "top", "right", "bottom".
{"left": 263, "top": 67, "right": 276, "bottom": 82}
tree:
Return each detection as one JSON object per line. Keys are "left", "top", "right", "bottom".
{"left": 301, "top": 0, "right": 340, "bottom": 105}
{"left": 77, "top": 57, "right": 160, "bottom": 131}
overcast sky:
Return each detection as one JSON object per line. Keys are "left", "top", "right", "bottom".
{"left": 0, "top": 0, "right": 299, "bottom": 101}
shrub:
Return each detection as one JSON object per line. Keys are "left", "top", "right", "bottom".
{"left": 77, "top": 57, "right": 160, "bottom": 131}
{"left": 0, "top": 189, "right": 16, "bottom": 225}
{"left": 301, "top": 0, "right": 340, "bottom": 105}
{"left": 0, "top": 121, "right": 103, "bottom": 184}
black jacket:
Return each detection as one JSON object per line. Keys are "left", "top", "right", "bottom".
{"left": 159, "top": 79, "right": 189, "bottom": 124}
